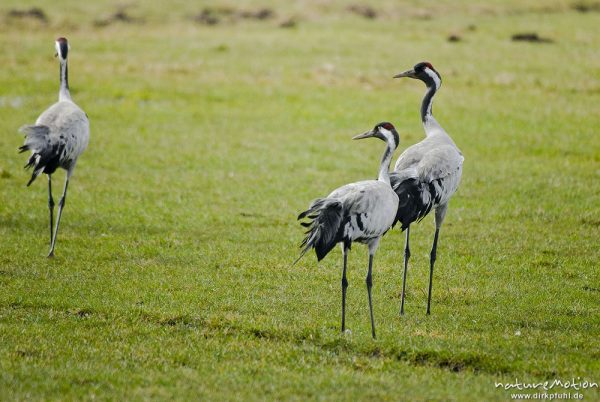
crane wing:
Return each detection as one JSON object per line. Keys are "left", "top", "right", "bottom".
{"left": 329, "top": 181, "right": 389, "bottom": 215}
{"left": 416, "top": 145, "right": 463, "bottom": 183}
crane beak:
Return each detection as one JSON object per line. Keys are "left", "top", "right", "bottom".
{"left": 352, "top": 129, "right": 375, "bottom": 140}
{"left": 393, "top": 69, "right": 416, "bottom": 79}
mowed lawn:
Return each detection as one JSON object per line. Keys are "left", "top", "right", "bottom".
{"left": 0, "top": 1, "right": 599, "bottom": 400}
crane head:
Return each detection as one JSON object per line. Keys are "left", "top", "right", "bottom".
{"left": 393, "top": 61, "right": 441, "bottom": 89}
{"left": 55, "top": 37, "right": 69, "bottom": 61}
{"left": 353, "top": 122, "right": 399, "bottom": 148}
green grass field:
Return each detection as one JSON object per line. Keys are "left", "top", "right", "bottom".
{"left": 1, "top": 1, "right": 599, "bottom": 400}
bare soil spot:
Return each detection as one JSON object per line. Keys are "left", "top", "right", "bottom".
{"left": 94, "top": 7, "right": 143, "bottom": 27}
{"left": 572, "top": 1, "right": 600, "bottom": 12}
{"left": 239, "top": 8, "right": 274, "bottom": 20}
{"left": 193, "top": 8, "right": 227, "bottom": 25}
{"left": 511, "top": 33, "right": 554, "bottom": 43}
{"left": 193, "top": 7, "right": 275, "bottom": 26}
{"left": 347, "top": 5, "right": 378, "bottom": 19}
{"left": 7, "top": 7, "right": 47, "bottom": 23}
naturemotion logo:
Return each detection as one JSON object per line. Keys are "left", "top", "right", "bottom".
{"left": 495, "top": 378, "right": 598, "bottom": 392}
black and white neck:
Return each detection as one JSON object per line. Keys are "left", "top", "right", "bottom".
{"left": 55, "top": 38, "right": 71, "bottom": 102}
{"left": 394, "top": 62, "right": 445, "bottom": 136}
{"left": 419, "top": 66, "right": 441, "bottom": 125}
{"left": 376, "top": 127, "right": 399, "bottom": 184}
{"left": 353, "top": 122, "right": 400, "bottom": 185}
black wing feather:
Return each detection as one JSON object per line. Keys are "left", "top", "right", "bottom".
{"left": 294, "top": 198, "right": 345, "bottom": 264}
{"left": 18, "top": 125, "right": 64, "bottom": 185}
{"left": 391, "top": 173, "right": 443, "bottom": 230}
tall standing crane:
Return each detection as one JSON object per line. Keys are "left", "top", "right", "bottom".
{"left": 390, "top": 62, "right": 463, "bottom": 315}
{"left": 19, "top": 37, "right": 90, "bottom": 257}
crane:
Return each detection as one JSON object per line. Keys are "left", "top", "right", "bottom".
{"left": 295, "top": 122, "right": 400, "bottom": 338}
{"left": 19, "top": 37, "right": 90, "bottom": 257}
{"left": 391, "top": 62, "right": 463, "bottom": 315}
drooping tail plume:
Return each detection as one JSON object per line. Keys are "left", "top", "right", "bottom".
{"left": 18, "top": 125, "right": 57, "bottom": 186}
{"left": 294, "top": 198, "right": 344, "bottom": 264}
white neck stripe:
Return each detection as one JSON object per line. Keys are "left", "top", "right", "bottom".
{"left": 379, "top": 127, "right": 392, "bottom": 140}
{"left": 424, "top": 68, "right": 441, "bottom": 89}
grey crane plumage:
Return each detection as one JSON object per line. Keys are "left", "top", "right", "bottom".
{"left": 19, "top": 37, "right": 89, "bottom": 257}
{"left": 391, "top": 62, "right": 463, "bottom": 315}
{"left": 296, "top": 122, "right": 400, "bottom": 339}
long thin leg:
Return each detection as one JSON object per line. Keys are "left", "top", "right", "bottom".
{"left": 48, "top": 175, "right": 69, "bottom": 258}
{"left": 366, "top": 254, "right": 376, "bottom": 339}
{"left": 47, "top": 175, "right": 55, "bottom": 245}
{"left": 341, "top": 244, "right": 349, "bottom": 332}
{"left": 400, "top": 225, "right": 410, "bottom": 315}
{"left": 426, "top": 228, "right": 440, "bottom": 315}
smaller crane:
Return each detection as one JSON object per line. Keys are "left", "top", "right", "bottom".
{"left": 19, "top": 37, "right": 90, "bottom": 257}
{"left": 296, "top": 123, "right": 400, "bottom": 338}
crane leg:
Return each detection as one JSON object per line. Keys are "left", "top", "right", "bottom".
{"left": 366, "top": 254, "right": 376, "bottom": 339}
{"left": 427, "top": 204, "right": 447, "bottom": 315}
{"left": 47, "top": 175, "right": 55, "bottom": 246}
{"left": 426, "top": 228, "right": 440, "bottom": 315}
{"left": 48, "top": 176, "right": 69, "bottom": 258}
{"left": 341, "top": 244, "right": 349, "bottom": 333}
{"left": 400, "top": 225, "right": 410, "bottom": 315}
